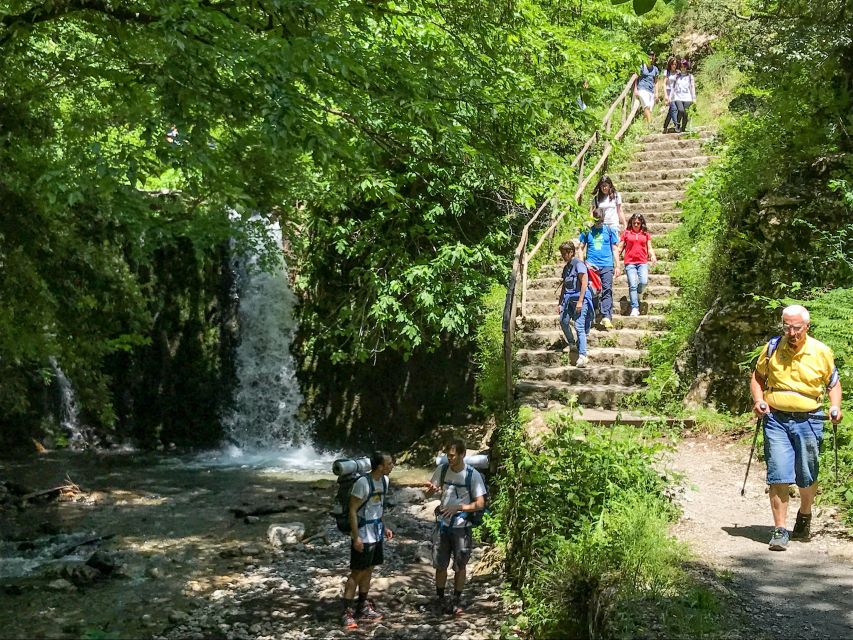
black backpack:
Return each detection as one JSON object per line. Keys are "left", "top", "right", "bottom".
{"left": 331, "top": 473, "right": 388, "bottom": 534}
{"left": 437, "top": 464, "right": 488, "bottom": 528}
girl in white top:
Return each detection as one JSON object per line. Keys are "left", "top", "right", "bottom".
{"left": 591, "top": 175, "right": 625, "bottom": 237}
{"left": 671, "top": 59, "right": 696, "bottom": 132}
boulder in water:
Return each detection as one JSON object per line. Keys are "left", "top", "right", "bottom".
{"left": 267, "top": 523, "right": 305, "bottom": 548}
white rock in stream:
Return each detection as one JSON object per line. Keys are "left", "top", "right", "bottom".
{"left": 267, "top": 523, "right": 305, "bottom": 547}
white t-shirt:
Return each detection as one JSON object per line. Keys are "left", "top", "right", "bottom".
{"left": 663, "top": 70, "right": 677, "bottom": 99}
{"left": 594, "top": 192, "right": 622, "bottom": 228}
{"left": 430, "top": 465, "right": 487, "bottom": 528}
{"left": 350, "top": 474, "right": 388, "bottom": 543}
{"left": 672, "top": 73, "right": 694, "bottom": 102}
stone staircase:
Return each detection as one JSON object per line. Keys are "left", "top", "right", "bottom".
{"left": 516, "top": 131, "right": 714, "bottom": 418}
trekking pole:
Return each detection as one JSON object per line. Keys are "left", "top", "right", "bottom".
{"left": 830, "top": 408, "right": 841, "bottom": 484}
{"left": 741, "top": 405, "right": 766, "bottom": 497}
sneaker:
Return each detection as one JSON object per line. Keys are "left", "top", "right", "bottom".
{"left": 768, "top": 527, "right": 790, "bottom": 551}
{"left": 342, "top": 608, "right": 358, "bottom": 630}
{"left": 602, "top": 318, "right": 613, "bottom": 330}
{"left": 356, "top": 599, "right": 384, "bottom": 622}
{"left": 629, "top": 308, "right": 640, "bottom": 317}
{"left": 452, "top": 598, "right": 465, "bottom": 616}
{"left": 575, "top": 355, "right": 588, "bottom": 368}
{"left": 791, "top": 511, "right": 812, "bottom": 540}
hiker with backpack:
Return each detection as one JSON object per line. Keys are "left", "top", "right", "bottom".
{"left": 579, "top": 209, "right": 621, "bottom": 329}
{"left": 750, "top": 305, "right": 843, "bottom": 551}
{"left": 557, "top": 241, "right": 595, "bottom": 368}
{"left": 591, "top": 175, "right": 626, "bottom": 237}
{"left": 633, "top": 50, "right": 659, "bottom": 125}
{"left": 618, "top": 213, "right": 657, "bottom": 317}
{"left": 425, "top": 438, "right": 487, "bottom": 616}
{"left": 340, "top": 451, "right": 395, "bottom": 630}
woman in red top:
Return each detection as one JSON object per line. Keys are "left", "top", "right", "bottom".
{"left": 619, "top": 214, "right": 658, "bottom": 317}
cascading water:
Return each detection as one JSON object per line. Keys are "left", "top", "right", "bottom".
{"left": 213, "top": 215, "right": 338, "bottom": 472}
{"left": 48, "top": 357, "right": 89, "bottom": 449}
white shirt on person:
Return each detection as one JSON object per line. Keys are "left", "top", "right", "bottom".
{"left": 594, "top": 192, "right": 622, "bottom": 228}
{"left": 672, "top": 73, "right": 694, "bottom": 102}
{"left": 430, "top": 465, "right": 486, "bottom": 528}
{"left": 350, "top": 474, "right": 388, "bottom": 543}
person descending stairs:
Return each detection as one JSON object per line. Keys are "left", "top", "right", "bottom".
{"left": 515, "top": 130, "right": 714, "bottom": 417}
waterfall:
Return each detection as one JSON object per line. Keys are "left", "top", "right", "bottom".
{"left": 48, "top": 357, "right": 89, "bottom": 449}
{"left": 223, "top": 216, "right": 308, "bottom": 450}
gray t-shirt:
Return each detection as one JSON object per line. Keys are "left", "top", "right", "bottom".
{"left": 350, "top": 474, "right": 388, "bottom": 543}
{"left": 430, "top": 465, "right": 487, "bottom": 528}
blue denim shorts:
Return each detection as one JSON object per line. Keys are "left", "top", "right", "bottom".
{"left": 763, "top": 410, "right": 824, "bottom": 487}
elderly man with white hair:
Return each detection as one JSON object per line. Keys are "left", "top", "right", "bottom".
{"left": 750, "top": 304, "right": 843, "bottom": 550}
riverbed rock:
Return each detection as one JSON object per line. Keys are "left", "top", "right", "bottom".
{"left": 267, "top": 523, "right": 305, "bottom": 548}
{"left": 86, "top": 550, "right": 120, "bottom": 575}
{"left": 47, "top": 578, "right": 76, "bottom": 592}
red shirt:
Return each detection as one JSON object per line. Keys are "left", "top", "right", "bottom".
{"left": 621, "top": 230, "right": 650, "bottom": 264}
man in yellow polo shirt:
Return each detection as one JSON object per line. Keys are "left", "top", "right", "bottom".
{"left": 750, "top": 304, "right": 843, "bottom": 551}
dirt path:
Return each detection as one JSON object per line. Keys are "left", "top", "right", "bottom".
{"left": 670, "top": 436, "right": 853, "bottom": 639}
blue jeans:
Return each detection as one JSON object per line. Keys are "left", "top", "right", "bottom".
{"left": 596, "top": 266, "right": 614, "bottom": 320}
{"left": 663, "top": 101, "right": 679, "bottom": 131}
{"left": 560, "top": 296, "right": 593, "bottom": 356}
{"left": 624, "top": 263, "right": 648, "bottom": 310}
{"left": 764, "top": 410, "right": 824, "bottom": 488}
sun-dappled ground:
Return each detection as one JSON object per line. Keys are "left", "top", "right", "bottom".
{"left": 0, "top": 450, "right": 506, "bottom": 639}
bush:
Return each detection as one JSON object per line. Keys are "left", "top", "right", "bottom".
{"left": 473, "top": 283, "right": 510, "bottom": 413}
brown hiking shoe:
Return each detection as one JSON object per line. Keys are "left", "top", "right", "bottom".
{"left": 791, "top": 511, "right": 812, "bottom": 540}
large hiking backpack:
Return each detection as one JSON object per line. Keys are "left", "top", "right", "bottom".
{"left": 437, "top": 463, "right": 489, "bottom": 528}
{"left": 331, "top": 473, "right": 388, "bottom": 534}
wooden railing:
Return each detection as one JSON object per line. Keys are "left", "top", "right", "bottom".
{"left": 501, "top": 74, "right": 641, "bottom": 405}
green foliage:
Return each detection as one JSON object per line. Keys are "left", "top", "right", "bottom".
{"left": 473, "top": 283, "right": 509, "bottom": 413}
{"left": 491, "top": 410, "right": 726, "bottom": 637}
{"left": 0, "top": 0, "right": 664, "bottom": 444}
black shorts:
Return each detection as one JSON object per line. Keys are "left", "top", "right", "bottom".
{"left": 350, "top": 540, "right": 384, "bottom": 571}
{"left": 431, "top": 523, "right": 473, "bottom": 571}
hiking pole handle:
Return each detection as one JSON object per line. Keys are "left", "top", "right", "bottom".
{"left": 830, "top": 408, "right": 841, "bottom": 421}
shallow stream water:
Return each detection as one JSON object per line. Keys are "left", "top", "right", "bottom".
{"left": 0, "top": 447, "right": 438, "bottom": 640}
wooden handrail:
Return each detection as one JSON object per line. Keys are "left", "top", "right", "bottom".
{"left": 501, "top": 73, "right": 640, "bottom": 406}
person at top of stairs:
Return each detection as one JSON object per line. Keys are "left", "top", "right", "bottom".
{"left": 579, "top": 210, "right": 620, "bottom": 330}
{"left": 662, "top": 57, "right": 680, "bottom": 134}
{"left": 671, "top": 59, "right": 696, "bottom": 133}
{"left": 618, "top": 214, "right": 658, "bottom": 317}
{"left": 557, "top": 241, "right": 595, "bottom": 368}
{"left": 591, "top": 175, "right": 626, "bottom": 238}
{"left": 634, "top": 50, "right": 660, "bottom": 125}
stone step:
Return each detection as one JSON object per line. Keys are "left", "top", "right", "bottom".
{"left": 555, "top": 408, "right": 695, "bottom": 428}
{"left": 639, "top": 138, "right": 711, "bottom": 153}
{"left": 519, "top": 364, "right": 650, "bottom": 386}
{"left": 526, "top": 284, "right": 674, "bottom": 301}
{"left": 621, "top": 201, "right": 680, "bottom": 212}
{"left": 520, "top": 329, "right": 660, "bottom": 350}
{"left": 516, "top": 347, "right": 649, "bottom": 367}
{"left": 516, "top": 380, "right": 642, "bottom": 408}
{"left": 634, "top": 147, "right": 713, "bottom": 162}
{"left": 523, "top": 298, "right": 670, "bottom": 317}
{"left": 619, "top": 178, "right": 691, "bottom": 192}
{"left": 639, "top": 131, "right": 713, "bottom": 144}
{"left": 520, "top": 313, "right": 667, "bottom": 331}
{"left": 617, "top": 167, "right": 706, "bottom": 182}
{"left": 621, "top": 190, "right": 684, "bottom": 203}
{"left": 534, "top": 270, "right": 672, "bottom": 284}
{"left": 629, "top": 155, "right": 714, "bottom": 170}
{"left": 646, "top": 222, "right": 678, "bottom": 234}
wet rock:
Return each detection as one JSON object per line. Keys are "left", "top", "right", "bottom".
{"left": 240, "top": 544, "right": 263, "bottom": 556}
{"left": 147, "top": 566, "right": 164, "bottom": 579}
{"left": 244, "top": 516, "right": 260, "bottom": 524}
{"left": 47, "top": 578, "right": 76, "bottom": 591}
{"left": 86, "top": 550, "right": 120, "bottom": 575}
{"left": 169, "top": 610, "right": 190, "bottom": 624}
{"left": 267, "top": 523, "right": 305, "bottom": 548}
{"left": 393, "top": 487, "right": 427, "bottom": 505}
